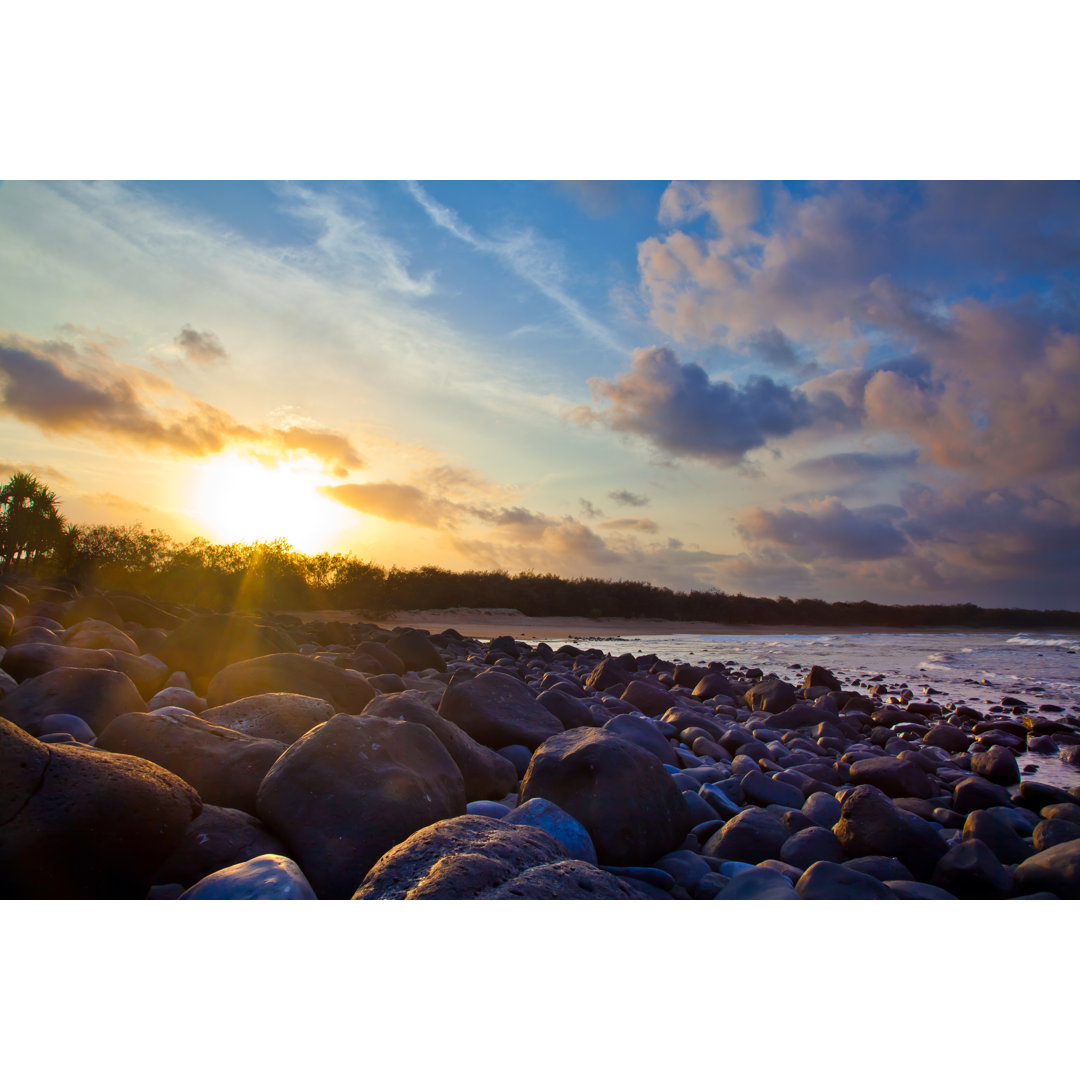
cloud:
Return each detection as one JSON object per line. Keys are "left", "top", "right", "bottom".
{"left": 575, "top": 346, "right": 811, "bottom": 466}
{"left": 790, "top": 450, "right": 920, "bottom": 481}
{"left": 319, "top": 482, "right": 461, "bottom": 529}
{"left": 578, "top": 498, "right": 603, "bottom": 519}
{"left": 658, "top": 181, "right": 762, "bottom": 235}
{"left": 0, "top": 461, "right": 71, "bottom": 484}
{"left": 598, "top": 517, "right": 659, "bottom": 533}
{"left": 405, "top": 181, "right": 626, "bottom": 355}
{"left": 175, "top": 325, "right": 228, "bottom": 366}
{"left": 0, "top": 332, "right": 364, "bottom": 475}
{"left": 737, "top": 497, "right": 911, "bottom": 562}
{"left": 608, "top": 488, "right": 649, "bottom": 507}
{"left": 553, "top": 181, "right": 620, "bottom": 218}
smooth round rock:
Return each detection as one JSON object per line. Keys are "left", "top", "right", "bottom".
{"left": 715, "top": 866, "right": 800, "bottom": 899}
{"left": 179, "top": 854, "right": 316, "bottom": 899}
{"left": 796, "top": 860, "right": 897, "bottom": 899}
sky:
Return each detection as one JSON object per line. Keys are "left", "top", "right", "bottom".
{"left": 1, "top": 179, "right": 1079, "bottom": 609}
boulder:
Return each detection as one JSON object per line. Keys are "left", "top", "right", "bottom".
{"left": 518, "top": 727, "right": 690, "bottom": 866}
{"left": 257, "top": 714, "right": 467, "bottom": 898}
{"left": 963, "top": 809, "right": 1035, "bottom": 865}
{"left": 886, "top": 880, "right": 958, "bottom": 899}
{"left": 952, "top": 775, "right": 1014, "bottom": 814}
{"left": 1032, "top": 818, "right": 1080, "bottom": 851}
{"left": 691, "top": 672, "right": 735, "bottom": 701}
{"left": 22, "top": 712, "right": 96, "bottom": 743}
{"left": 179, "top": 855, "right": 316, "bottom": 899}
{"left": 362, "top": 690, "right": 517, "bottom": 801}
{"left": 620, "top": 679, "right": 677, "bottom": 717}
{"left": 206, "top": 653, "right": 375, "bottom": 714}
{"left": 353, "top": 814, "right": 570, "bottom": 899}
{"left": 62, "top": 618, "right": 139, "bottom": 654}
{"left": 437, "top": 671, "right": 563, "bottom": 750}
{"left": 803, "top": 666, "right": 842, "bottom": 693}
{"left": 200, "top": 693, "right": 334, "bottom": 744}
{"left": 583, "top": 657, "right": 634, "bottom": 693}
{"left": 387, "top": 629, "right": 447, "bottom": 674}
{"left": 922, "top": 724, "right": 973, "bottom": 752}
{"left": 847, "top": 755, "right": 934, "bottom": 799}
{"left": 107, "top": 593, "right": 181, "bottom": 630}
{"left": 1013, "top": 838, "right": 1080, "bottom": 898}
{"left": 603, "top": 713, "right": 678, "bottom": 766}
{"left": 148, "top": 686, "right": 207, "bottom": 713}
{"left": 745, "top": 678, "right": 797, "bottom": 713}
{"left": 158, "top": 614, "right": 298, "bottom": 689}
{"left": 487, "top": 859, "right": 648, "bottom": 899}
{"left": 716, "top": 866, "right": 800, "bottom": 899}
{"left": 931, "top": 839, "right": 1014, "bottom": 899}
{"left": 0, "top": 716, "right": 200, "bottom": 898}
{"left": 96, "top": 711, "right": 286, "bottom": 814}
{"left": 536, "top": 688, "right": 595, "bottom": 729}
{"left": 779, "top": 826, "right": 845, "bottom": 870}
{"left": 503, "top": 798, "right": 597, "bottom": 864}
{"left": 702, "top": 806, "right": 789, "bottom": 864}
{"left": 740, "top": 770, "right": 806, "bottom": 810}
{"left": 971, "top": 744, "right": 1021, "bottom": 786}
{"left": 153, "top": 804, "right": 293, "bottom": 888}
{"left": 832, "top": 784, "right": 947, "bottom": 880}
{"left": 58, "top": 594, "right": 123, "bottom": 628}
{"left": 795, "top": 860, "right": 896, "bottom": 899}
{"left": 0, "top": 666, "right": 146, "bottom": 735}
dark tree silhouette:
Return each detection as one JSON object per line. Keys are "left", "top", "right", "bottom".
{"left": 0, "top": 472, "right": 67, "bottom": 570}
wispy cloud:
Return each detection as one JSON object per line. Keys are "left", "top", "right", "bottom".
{"left": 404, "top": 180, "right": 626, "bottom": 355}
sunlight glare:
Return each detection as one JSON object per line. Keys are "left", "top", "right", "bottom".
{"left": 192, "top": 454, "right": 351, "bottom": 553}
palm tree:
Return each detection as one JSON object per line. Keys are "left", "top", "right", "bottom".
{"left": 0, "top": 472, "right": 67, "bottom": 570}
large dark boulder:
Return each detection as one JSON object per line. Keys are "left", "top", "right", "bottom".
{"left": 387, "top": 629, "right": 447, "bottom": 673}
{"left": 963, "top": 809, "right": 1034, "bottom": 865}
{"left": 931, "top": 839, "right": 1014, "bottom": 899}
{"left": 58, "top": 594, "right": 123, "bottom": 628}
{"left": 0, "top": 716, "right": 200, "bottom": 898}
{"left": 740, "top": 770, "right": 806, "bottom": 810}
{"left": 795, "top": 860, "right": 896, "bottom": 900}
{"left": 536, "top": 688, "right": 596, "bottom": 729}
{"left": 0, "top": 666, "right": 146, "bottom": 735}
{"left": 363, "top": 690, "right": 517, "bottom": 801}
{"left": 716, "top": 867, "right": 800, "bottom": 899}
{"left": 487, "top": 860, "right": 648, "bottom": 899}
{"left": 971, "top": 744, "right": 1021, "bottom": 786}
{"left": 437, "top": 671, "right": 563, "bottom": 750}
{"left": 745, "top": 678, "right": 797, "bottom": 713}
{"left": 96, "top": 711, "right": 286, "bottom": 814}
{"left": 256, "top": 714, "right": 467, "bottom": 898}
{"left": 953, "top": 775, "right": 1014, "bottom": 813}
{"left": 702, "top": 806, "right": 789, "bottom": 864}
{"left": 158, "top": 614, "right": 298, "bottom": 689}
{"left": 691, "top": 672, "right": 735, "bottom": 701}
{"left": 803, "top": 666, "right": 842, "bottom": 693}
{"left": 848, "top": 755, "right": 934, "bottom": 799}
{"left": 107, "top": 592, "right": 181, "bottom": 629}
{"left": 200, "top": 693, "right": 334, "bottom": 745}
{"left": 603, "top": 713, "right": 679, "bottom": 766}
{"left": 518, "top": 727, "right": 690, "bottom": 866}
{"left": 206, "top": 653, "right": 375, "bottom": 714}
{"left": 620, "top": 679, "right": 677, "bottom": 717}
{"left": 153, "top": 804, "right": 293, "bottom": 888}
{"left": 1013, "top": 838, "right": 1080, "bottom": 898}
{"left": 923, "top": 724, "right": 973, "bottom": 752}
{"left": 780, "top": 826, "right": 845, "bottom": 869}
{"left": 583, "top": 657, "right": 633, "bottom": 693}
{"left": 354, "top": 814, "right": 569, "bottom": 899}
{"left": 0, "top": 642, "right": 165, "bottom": 698}
{"left": 832, "top": 784, "right": 947, "bottom": 880}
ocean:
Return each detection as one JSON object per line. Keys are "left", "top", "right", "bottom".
{"left": 525, "top": 629, "right": 1080, "bottom": 790}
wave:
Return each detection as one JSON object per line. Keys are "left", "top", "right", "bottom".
{"left": 1007, "top": 635, "right": 1079, "bottom": 650}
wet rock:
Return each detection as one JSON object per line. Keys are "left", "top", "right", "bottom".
{"left": 503, "top": 798, "right": 597, "bottom": 864}
{"left": 200, "top": 692, "right": 334, "bottom": 745}
{"left": 833, "top": 784, "right": 947, "bottom": 880}
{"left": 364, "top": 690, "right": 517, "bottom": 801}
{"left": 158, "top": 614, "right": 298, "bottom": 689}
{"left": 206, "top": 653, "right": 375, "bottom": 714}
{"left": 848, "top": 755, "right": 934, "bottom": 799}
{"left": 716, "top": 866, "right": 800, "bottom": 899}
{"left": 745, "top": 678, "right": 797, "bottom": 713}
{"left": 257, "top": 714, "right": 467, "bottom": 898}
{"left": 779, "top": 826, "right": 845, "bottom": 869}
{"left": 1013, "top": 839, "right": 1080, "bottom": 898}
{"left": 1015, "top": 781, "right": 1080, "bottom": 812}
{"left": 795, "top": 860, "right": 896, "bottom": 899}
{"left": 702, "top": 806, "right": 788, "bottom": 864}
{"left": 0, "top": 716, "right": 200, "bottom": 898}
{"left": 519, "top": 727, "right": 690, "bottom": 866}
{"left": 1032, "top": 818, "right": 1080, "bottom": 851}
{"left": 387, "top": 629, "right": 447, "bottom": 673}
{"left": 803, "top": 665, "right": 842, "bottom": 693}
{"left": 931, "top": 839, "right": 1014, "bottom": 899}
{"left": 438, "top": 671, "right": 563, "bottom": 751}
{"left": 153, "top": 804, "right": 293, "bottom": 888}
{"left": 0, "top": 666, "right": 146, "bottom": 735}
{"left": 179, "top": 854, "right": 316, "bottom": 899}
{"left": 952, "top": 775, "right": 1014, "bottom": 814}
{"left": 96, "top": 711, "right": 286, "bottom": 814}
{"left": 971, "top": 744, "right": 1021, "bottom": 786}
{"left": 963, "top": 809, "right": 1034, "bottom": 865}
{"left": 353, "top": 814, "right": 570, "bottom": 899}
{"left": 922, "top": 725, "right": 972, "bottom": 752}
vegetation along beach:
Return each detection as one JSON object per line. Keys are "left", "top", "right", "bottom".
{"left": 2, "top": 180, "right": 1080, "bottom": 899}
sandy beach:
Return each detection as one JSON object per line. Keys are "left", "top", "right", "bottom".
{"left": 289, "top": 607, "right": 900, "bottom": 642}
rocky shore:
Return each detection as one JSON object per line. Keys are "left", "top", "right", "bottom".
{"left": 3, "top": 577, "right": 1080, "bottom": 900}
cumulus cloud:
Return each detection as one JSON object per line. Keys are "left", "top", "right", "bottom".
{"left": 575, "top": 346, "right": 811, "bottom": 466}
{"left": 0, "top": 332, "right": 364, "bottom": 475}
{"left": 175, "top": 325, "right": 228, "bottom": 366}
{"left": 608, "top": 488, "right": 649, "bottom": 507}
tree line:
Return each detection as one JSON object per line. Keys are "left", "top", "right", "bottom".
{"left": 2, "top": 472, "right": 1078, "bottom": 628}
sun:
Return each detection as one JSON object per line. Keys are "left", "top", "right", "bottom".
{"left": 191, "top": 454, "right": 351, "bottom": 553}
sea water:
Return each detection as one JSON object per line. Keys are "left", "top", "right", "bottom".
{"left": 525, "top": 630, "right": 1080, "bottom": 790}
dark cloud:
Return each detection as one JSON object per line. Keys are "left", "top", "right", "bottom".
{"left": 175, "top": 325, "right": 228, "bottom": 366}
{"left": 578, "top": 498, "right": 604, "bottom": 519}
{"left": 0, "top": 333, "right": 363, "bottom": 475}
{"left": 748, "top": 327, "right": 819, "bottom": 376}
{"left": 576, "top": 346, "right": 810, "bottom": 466}
{"left": 791, "top": 450, "right": 919, "bottom": 481}
{"left": 737, "top": 497, "right": 911, "bottom": 562}
{"left": 608, "top": 488, "right": 650, "bottom": 507}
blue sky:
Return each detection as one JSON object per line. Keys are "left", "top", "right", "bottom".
{"left": 1, "top": 179, "right": 1078, "bottom": 608}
